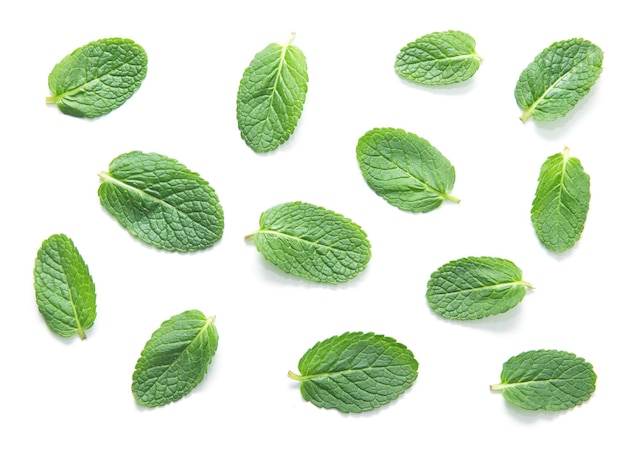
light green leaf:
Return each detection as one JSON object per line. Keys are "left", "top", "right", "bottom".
{"left": 33, "top": 234, "right": 96, "bottom": 340}
{"left": 47, "top": 37, "right": 148, "bottom": 118}
{"left": 98, "top": 151, "right": 224, "bottom": 253}
{"left": 236, "top": 33, "right": 308, "bottom": 153}
{"left": 132, "top": 310, "right": 218, "bottom": 408}
{"left": 356, "top": 127, "right": 459, "bottom": 213}
{"left": 245, "top": 202, "right": 371, "bottom": 284}
{"left": 491, "top": 350, "right": 596, "bottom": 411}
{"left": 426, "top": 256, "right": 532, "bottom": 320}
{"left": 515, "top": 38, "right": 603, "bottom": 122}
{"left": 531, "top": 147, "right": 590, "bottom": 252}
{"left": 395, "top": 30, "right": 482, "bottom": 85}
{"left": 288, "top": 332, "right": 418, "bottom": 413}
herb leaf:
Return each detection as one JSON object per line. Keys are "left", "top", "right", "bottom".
{"left": 236, "top": 33, "right": 308, "bottom": 153}
{"left": 426, "top": 256, "right": 532, "bottom": 320}
{"left": 515, "top": 38, "right": 603, "bottom": 122}
{"left": 246, "top": 202, "right": 370, "bottom": 284}
{"left": 98, "top": 151, "right": 224, "bottom": 253}
{"left": 356, "top": 128, "right": 459, "bottom": 213}
{"left": 33, "top": 234, "right": 96, "bottom": 340}
{"left": 491, "top": 350, "right": 596, "bottom": 411}
{"left": 132, "top": 310, "right": 218, "bottom": 408}
{"left": 47, "top": 37, "right": 148, "bottom": 118}
{"left": 531, "top": 147, "right": 590, "bottom": 252}
{"left": 395, "top": 30, "right": 481, "bottom": 85}
{"left": 288, "top": 332, "right": 418, "bottom": 413}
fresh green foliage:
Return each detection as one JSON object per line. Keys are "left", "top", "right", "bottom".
{"left": 132, "top": 310, "right": 218, "bottom": 407}
{"left": 356, "top": 128, "right": 459, "bottom": 213}
{"left": 47, "top": 37, "right": 148, "bottom": 118}
{"left": 395, "top": 30, "right": 481, "bottom": 85}
{"left": 236, "top": 33, "right": 308, "bottom": 152}
{"left": 531, "top": 147, "right": 590, "bottom": 252}
{"left": 33, "top": 234, "right": 96, "bottom": 340}
{"left": 515, "top": 38, "right": 603, "bottom": 122}
{"left": 98, "top": 151, "right": 224, "bottom": 253}
{"left": 426, "top": 256, "right": 532, "bottom": 320}
{"left": 491, "top": 350, "right": 596, "bottom": 411}
{"left": 245, "top": 202, "right": 370, "bottom": 284}
{"left": 288, "top": 332, "right": 418, "bottom": 413}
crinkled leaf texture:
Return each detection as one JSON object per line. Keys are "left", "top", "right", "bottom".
{"left": 356, "top": 128, "right": 459, "bottom": 213}
{"left": 491, "top": 350, "right": 596, "bottom": 411}
{"left": 531, "top": 147, "right": 590, "bottom": 252}
{"left": 132, "top": 310, "right": 218, "bottom": 408}
{"left": 289, "top": 332, "right": 418, "bottom": 413}
{"left": 98, "top": 151, "right": 224, "bottom": 253}
{"left": 395, "top": 30, "right": 481, "bottom": 85}
{"left": 236, "top": 33, "right": 308, "bottom": 153}
{"left": 247, "top": 202, "right": 371, "bottom": 284}
{"left": 515, "top": 38, "right": 603, "bottom": 122}
{"left": 47, "top": 37, "right": 147, "bottom": 118}
{"left": 33, "top": 234, "right": 96, "bottom": 340}
{"left": 426, "top": 256, "right": 532, "bottom": 320}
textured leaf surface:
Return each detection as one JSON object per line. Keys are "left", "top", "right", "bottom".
{"left": 98, "top": 151, "right": 224, "bottom": 253}
{"left": 289, "top": 332, "right": 418, "bottom": 413}
{"left": 515, "top": 38, "right": 603, "bottom": 122}
{"left": 356, "top": 128, "right": 459, "bottom": 213}
{"left": 426, "top": 256, "right": 531, "bottom": 320}
{"left": 531, "top": 147, "right": 590, "bottom": 252}
{"left": 395, "top": 30, "right": 481, "bottom": 85}
{"left": 47, "top": 37, "right": 147, "bottom": 118}
{"left": 246, "top": 202, "right": 370, "bottom": 284}
{"left": 491, "top": 350, "right": 596, "bottom": 411}
{"left": 237, "top": 33, "right": 308, "bottom": 152}
{"left": 33, "top": 234, "right": 96, "bottom": 339}
{"left": 132, "top": 310, "right": 218, "bottom": 407}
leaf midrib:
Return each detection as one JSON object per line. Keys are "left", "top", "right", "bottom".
{"left": 436, "top": 280, "right": 528, "bottom": 296}
{"left": 255, "top": 229, "right": 341, "bottom": 252}
{"left": 294, "top": 363, "right": 414, "bottom": 382}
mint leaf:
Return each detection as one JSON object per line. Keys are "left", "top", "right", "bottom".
{"left": 356, "top": 128, "right": 459, "bottom": 213}
{"left": 426, "top": 256, "right": 532, "bottom": 320}
{"left": 531, "top": 147, "right": 591, "bottom": 252}
{"left": 245, "top": 201, "right": 371, "bottom": 284}
{"left": 33, "top": 234, "right": 96, "bottom": 340}
{"left": 46, "top": 37, "right": 148, "bottom": 118}
{"left": 395, "top": 30, "right": 481, "bottom": 85}
{"left": 491, "top": 350, "right": 596, "bottom": 411}
{"left": 288, "top": 332, "right": 418, "bottom": 413}
{"left": 236, "top": 33, "right": 308, "bottom": 153}
{"left": 515, "top": 38, "right": 603, "bottom": 122}
{"left": 132, "top": 310, "right": 218, "bottom": 408}
{"left": 98, "top": 151, "right": 224, "bottom": 253}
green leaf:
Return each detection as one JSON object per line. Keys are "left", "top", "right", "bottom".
{"left": 515, "top": 38, "right": 603, "bottom": 122}
{"left": 531, "top": 147, "right": 591, "bottom": 252}
{"left": 236, "top": 33, "right": 308, "bottom": 153}
{"left": 33, "top": 234, "right": 96, "bottom": 340}
{"left": 98, "top": 151, "right": 224, "bottom": 253}
{"left": 356, "top": 128, "right": 459, "bottom": 213}
{"left": 47, "top": 37, "right": 148, "bottom": 118}
{"left": 395, "top": 30, "right": 482, "bottom": 85}
{"left": 132, "top": 310, "right": 218, "bottom": 408}
{"left": 426, "top": 256, "right": 532, "bottom": 320}
{"left": 491, "top": 350, "right": 596, "bottom": 411}
{"left": 288, "top": 332, "right": 418, "bottom": 413}
{"left": 245, "top": 202, "right": 371, "bottom": 284}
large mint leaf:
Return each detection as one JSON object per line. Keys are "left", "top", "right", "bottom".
{"left": 236, "top": 33, "right": 308, "bottom": 153}
{"left": 98, "top": 151, "right": 224, "bottom": 253}
{"left": 47, "top": 37, "right": 147, "bottom": 118}
{"left": 288, "top": 332, "right": 419, "bottom": 413}
{"left": 356, "top": 128, "right": 459, "bottom": 213}
{"left": 132, "top": 310, "right": 218, "bottom": 407}
{"left": 33, "top": 234, "right": 96, "bottom": 340}
{"left": 246, "top": 202, "right": 371, "bottom": 284}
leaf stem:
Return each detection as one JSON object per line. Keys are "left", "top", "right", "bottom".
{"left": 523, "top": 280, "right": 535, "bottom": 290}
{"left": 443, "top": 193, "right": 461, "bottom": 204}
{"left": 45, "top": 96, "right": 57, "bottom": 105}
{"left": 490, "top": 383, "right": 506, "bottom": 391}
{"left": 285, "top": 32, "right": 296, "bottom": 47}
{"left": 287, "top": 370, "right": 303, "bottom": 381}
{"left": 519, "top": 108, "right": 533, "bottom": 123}
{"left": 244, "top": 232, "right": 256, "bottom": 242}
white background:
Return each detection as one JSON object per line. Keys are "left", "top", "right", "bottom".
{"left": 1, "top": 1, "right": 623, "bottom": 448}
